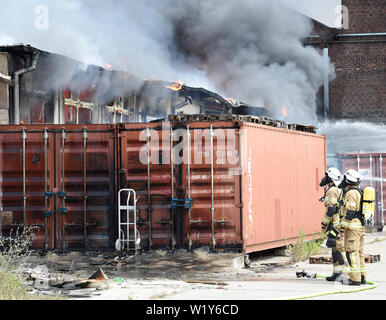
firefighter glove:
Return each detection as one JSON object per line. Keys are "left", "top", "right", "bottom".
{"left": 345, "top": 210, "right": 356, "bottom": 221}
{"left": 326, "top": 234, "right": 337, "bottom": 248}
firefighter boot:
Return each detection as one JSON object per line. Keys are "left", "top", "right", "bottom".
{"left": 341, "top": 278, "right": 361, "bottom": 286}
{"left": 361, "top": 274, "right": 367, "bottom": 285}
{"left": 326, "top": 273, "right": 342, "bottom": 282}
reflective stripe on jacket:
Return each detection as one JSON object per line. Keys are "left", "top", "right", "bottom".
{"left": 341, "top": 188, "right": 364, "bottom": 231}
{"left": 321, "top": 185, "right": 343, "bottom": 227}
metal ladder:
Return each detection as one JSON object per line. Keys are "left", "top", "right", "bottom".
{"left": 115, "top": 189, "right": 141, "bottom": 253}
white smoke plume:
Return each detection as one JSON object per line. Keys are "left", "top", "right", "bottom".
{"left": 318, "top": 121, "right": 386, "bottom": 154}
{"left": 0, "top": 0, "right": 334, "bottom": 124}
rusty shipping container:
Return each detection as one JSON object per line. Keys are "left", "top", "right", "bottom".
{"left": 118, "top": 119, "right": 326, "bottom": 252}
{"left": 0, "top": 118, "right": 326, "bottom": 252}
{"left": 339, "top": 152, "right": 385, "bottom": 231}
{"left": 0, "top": 124, "right": 116, "bottom": 250}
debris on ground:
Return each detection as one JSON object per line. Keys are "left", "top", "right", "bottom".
{"left": 183, "top": 280, "right": 228, "bottom": 286}
{"left": 75, "top": 267, "right": 109, "bottom": 289}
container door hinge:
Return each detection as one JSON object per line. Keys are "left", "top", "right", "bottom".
{"left": 45, "top": 208, "right": 68, "bottom": 217}
{"left": 171, "top": 198, "right": 194, "bottom": 209}
{"left": 44, "top": 191, "right": 67, "bottom": 198}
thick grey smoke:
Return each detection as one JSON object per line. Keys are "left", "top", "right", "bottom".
{"left": 0, "top": 0, "right": 333, "bottom": 124}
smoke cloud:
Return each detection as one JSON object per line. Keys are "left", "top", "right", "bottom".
{"left": 0, "top": 0, "right": 334, "bottom": 124}
{"left": 318, "top": 121, "right": 386, "bottom": 154}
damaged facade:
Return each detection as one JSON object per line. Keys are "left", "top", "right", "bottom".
{"left": 0, "top": 45, "right": 270, "bottom": 126}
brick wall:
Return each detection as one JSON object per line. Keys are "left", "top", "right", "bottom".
{"left": 315, "top": 0, "right": 386, "bottom": 123}
{"left": 329, "top": 41, "right": 385, "bottom": 123}
{"left": 342, "top": 0, "right": 385, "bottom": 33}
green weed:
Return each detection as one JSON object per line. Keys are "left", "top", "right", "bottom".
{"left": 287, "top": 227, "right": 325, "bottom": 263}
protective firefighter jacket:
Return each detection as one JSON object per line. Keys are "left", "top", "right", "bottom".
{"left": 321, "top": 185, "right": 348, "bottom": 274}
{"left": 341, "top": 188, "right": 365, "bottom": 231}
{"left": 341, "top": 186, "right": 366, "bottom": 282}
{"left": 321, "top": 185, "right": 343, "bottom": 231}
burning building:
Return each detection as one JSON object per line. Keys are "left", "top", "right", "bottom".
{"left": 0, "top": 0, "right": 382, "bottom": 252}
{"left": 0, "top": 44, "right": 271, "bottom": 126}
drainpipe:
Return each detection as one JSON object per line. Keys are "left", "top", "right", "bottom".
{"left": 322, "top": 32, "right": 338, "bottom": 121}
{"left": 13, "top": 52, "right": 40, "bottom": 124}
{"left": 323, "top": 46, "right": 329, "bottom": 120}
{"left": 337, "top": 33, "right": 386, "bottom": 37}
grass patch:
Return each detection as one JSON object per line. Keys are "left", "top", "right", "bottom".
{"left": 287, "top": 228, "right": 325, "bottom": 263}
{"left": 0, "top": 269, "right": 30, "bottom": 300}
{"left": 0, "top": 226, "right": 64, "bottom": 300}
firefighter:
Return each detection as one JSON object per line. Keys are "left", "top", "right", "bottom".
{"left": 339, "top": 169, "right": 366, "bottom": 285}
{"left": 320, "top": 167, "right": 348, "bottom": 282}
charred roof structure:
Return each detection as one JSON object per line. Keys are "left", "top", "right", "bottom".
{"left": 0, "top": 44, "right": 271, "bottom": 125}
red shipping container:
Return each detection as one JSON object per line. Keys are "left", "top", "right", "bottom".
{"left": 339, "top": 152, "right": 385, "bottom": 231}
{"left": 0, "top": 119, "right": 326, "bottom": 252}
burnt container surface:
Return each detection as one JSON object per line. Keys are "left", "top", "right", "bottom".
{"left": 0, "top": 124, "right": 116, "bottom": 250}
{"left": 0, "top": 119, "right": 326, "bottom": 253}
{"left": 180, "top": 121, "right": 243, "bottom": 250}
{"left": 119, "top": 122, "right": 175, "bottom": 249}
{"left": 240, "top": 122, "right": 326, "bottom": 253}
{"left": 118, "top": 121, "right": 243, "bottom": 250}
{"left": 339, "top": 153, "right": 385, "bottom": 231}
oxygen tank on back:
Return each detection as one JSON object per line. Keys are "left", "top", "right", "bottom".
{"left": 362, "top": 186, "right": 376, "bottom": 222}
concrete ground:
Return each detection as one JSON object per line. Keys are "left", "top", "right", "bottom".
{"left": 25, "top": 230, "right": 386, "bottom": 300}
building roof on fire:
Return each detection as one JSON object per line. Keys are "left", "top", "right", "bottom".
{"left": 0, "top": 44, "right": 270, "bottom": 117}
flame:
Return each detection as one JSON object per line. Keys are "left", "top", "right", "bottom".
{"left": 166, "top": 80, "right": 184, "bottom": 91}
{"left": 104, "top": 64, "right": 114, "bottom": 70}
{"left": 281, "top": 107, "right": 288, "bottom": 118}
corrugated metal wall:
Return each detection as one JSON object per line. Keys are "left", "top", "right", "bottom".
{"left": 180, "top": 121, "right": 243, "bottom": 250}
{"left": 339, "top": 152, "right": 385, "bottom": 231}
{"left": 0, "top": 120, "right": 326, "bottom": 252}
{"left": 118, "top": 123, "right": 175, "bottom": 249}
{"left": 241, "top": 123, "right": 326, "bottom": 253}
{"left": 0, "top": 125, "right": 116, "bottom": 250}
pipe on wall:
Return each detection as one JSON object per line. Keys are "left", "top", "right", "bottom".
{"left": 322, "top": 32, "right": 339, "bottom": 121}
{"left": 337, "top": 33, "right": 386, "bottom": 37}
{"left": 323, "top": 47, "right": 329, "bottom": 120}
{"left": 13, "top": 52, "right": 40, "bottom": 124}
{"left": 0, "top": 72, "right": 14, "bottom": 86}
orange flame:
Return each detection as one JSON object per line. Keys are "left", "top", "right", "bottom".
{"left": 281, "top": 107, "right": 288, "bottom": 118}
{"left": 166, "top": 80, "right": 184, "bottom": 91}
{"left": 104, "top": 64, "right": 114, "bottom": 70}
{"left": 226, "top": 97, "right": 236, "bottom": 104}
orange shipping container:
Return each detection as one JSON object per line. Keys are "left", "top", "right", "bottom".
{"left": 240, "top": 122, "right": 326, "bottom": 253}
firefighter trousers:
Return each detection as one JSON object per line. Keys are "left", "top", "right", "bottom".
{"left": 344, "top": 228, "right": 366, "bottom": 282}
{"left": 332, "top": 235, "right": 349, "bottom": 275}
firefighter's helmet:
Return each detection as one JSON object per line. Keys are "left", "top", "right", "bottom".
{"left": 344, "top": 169, "right": 361, "bottom": 185}
{"left": 320, "top": 167, "right": 341, "bottom": 187}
